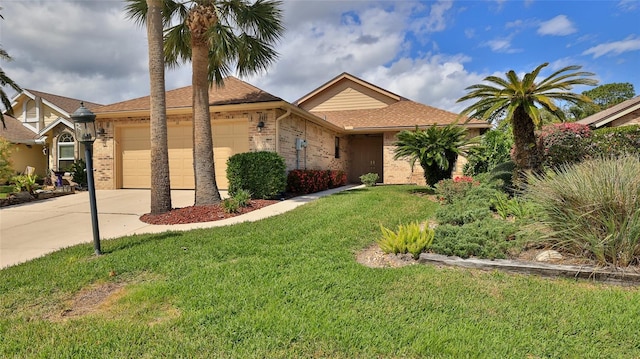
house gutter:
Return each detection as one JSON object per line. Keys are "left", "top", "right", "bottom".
{"left": 275, "top": 107, "right": 291, "bottom": 154}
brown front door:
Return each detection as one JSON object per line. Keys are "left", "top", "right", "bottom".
{"left": 349, "top": 135, "right": 383, "bottom": 183}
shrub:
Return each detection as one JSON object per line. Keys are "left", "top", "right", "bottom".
{"left": 359, "top": 172, "right": 379, "bottom": 187}
{"left": 227, "top": 151, "right": 286, "bottom": 199}
{"left": 433, "top": 176, "right": 479, "bottom": 204}
{"left": 378, "top": 222, "right": 435, "bottom": 259}
{"left": 11, "top": 174, "right": 38, "bottom": 194}
{"left": 538, "top": 123, "right": 591, "bottom": 169}
{"left": 328, "top": 170, "right": 347, "bottom": 188}
{"left": 433, "top": 219, "right": 518, "bottom": 259}
{"left": 222, "top": 198, "right": 240, "bottom": 214}
{"left": 488, "top": 161, "right": 516, "bottom": 194}
{"left": 233, "top": 189, "right": 251, "bottom": 207}
{"left": 69, "top": 159, "right": 87, "bottom": 187}
{"left": 464, "top": 130, "right": 513, "bottom": 176}
{"left": 525, "top": 156, "right": 640, "bottom": 267}
{"left": 0, "top": 137, "right": 13, "bottom": 184}
{"left": 494, "top": 192, "right": 535, "bottom": 220}
{"left": 589, "top": 125, "right": 640, "bottom": 158}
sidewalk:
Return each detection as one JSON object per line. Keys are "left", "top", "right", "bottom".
{"left": 0, "top": 185, "right": 359, "bottom": 269}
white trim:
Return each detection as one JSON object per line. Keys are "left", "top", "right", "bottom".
{"left": 39, "top": 117, "right": 74, "bottom": 136}
{"left": 593, "top": 102, "right": 640, "bottom": 128}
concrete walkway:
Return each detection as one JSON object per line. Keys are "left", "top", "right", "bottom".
{"left": 0, "top": 185, "right": 358, "bottom": 269}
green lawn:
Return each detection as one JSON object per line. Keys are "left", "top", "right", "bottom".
{"left": 1, "top": 186, "right": 639, "bottom": 358}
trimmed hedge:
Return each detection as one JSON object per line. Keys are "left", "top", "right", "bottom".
{"left": 226, "top": 151, "right": 286, "bottom": 199}
{"left": 287, "top": 169, "right": 347, "bottom": 195}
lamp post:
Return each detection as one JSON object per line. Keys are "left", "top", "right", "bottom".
{"left": 71, "top": 102, "right": 101, "bottom": 255}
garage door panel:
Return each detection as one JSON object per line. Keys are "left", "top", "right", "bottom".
{"left": 120, "top": 121, "right": 248, "bottom": 190}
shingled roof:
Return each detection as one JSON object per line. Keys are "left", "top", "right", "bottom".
{"left": 577, "top": 95, "right": 640, "bottom": 128}
{"left": 94, "top": 76, "right": 282, "bottom": 114}
{"left": 311, "top": 99, "right": 489, "bottom": 130}
{"left": 0, "top": 115, "right": 40, "bottom": 144}
{"left": 23, "top": 89, "right": 103, "bottom": 114}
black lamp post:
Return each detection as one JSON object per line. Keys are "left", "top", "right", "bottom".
{"left": 71, "top": 102, "right": 101, "bottom": 255}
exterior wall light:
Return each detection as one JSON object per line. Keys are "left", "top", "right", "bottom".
{"left": 257, "top": 121, "right": 265, "bottom": 132}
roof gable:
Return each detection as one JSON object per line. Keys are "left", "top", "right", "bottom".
{"left": 295, "top": 72, "right": 402, "bottom": 112}
{"left": 94, "top": 76, "right": 282, "bottom": 114}
{"left": 577, "top": 95, "right": 640, "bottom": 128}
{"left": 9, "top": 89, "right": 102, "bottom": 118}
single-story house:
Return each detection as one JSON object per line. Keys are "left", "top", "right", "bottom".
{"left": 1, "top": 89, "right": 103, "bottom": 178}
{"left": 576, "top": 95, "right": 640, "bottom": 129}
{"left": 92, "top": 73, "right": 490, "bottom": 190}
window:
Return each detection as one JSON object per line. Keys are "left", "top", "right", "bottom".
{"left": 58, "top": 133, "right": 75, "bottom": 171}
{"left": 335, "top": 137, "right": 340, "bottom": 158}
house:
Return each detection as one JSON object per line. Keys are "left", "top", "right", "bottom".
{"left": 92, "top": 73, "right": 490, "bottom": 190}
{"left": 576, "top": 95, "right": 640, "bottom": 129}
{"left": 1, "top": 89, "right": 103, "bottom": 177}
{"left": 0, "top": 114, "right": 46, "bottom": 178}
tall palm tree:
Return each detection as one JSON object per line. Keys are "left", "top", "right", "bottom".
{"left": 128, "top": 0, "right": 284, "bottom": 206}
{"left": 393, "top": 123, "right": 472, "bottom": 187}
{"left": 125, "top": 0, "right": 172, "bottom": 214}
{"left": 0, "top": 9, "right": 22, "bottom": 129}
{"left": 458, "top": 63, "right": 597, "bottom": 173}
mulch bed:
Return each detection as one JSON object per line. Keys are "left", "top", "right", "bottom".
{"left": 140, "top": 199, "right": 279, "bottom": 225}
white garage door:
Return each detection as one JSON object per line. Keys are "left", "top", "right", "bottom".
{"left": 120, "top": 120, "right": 248, "bottom": 189}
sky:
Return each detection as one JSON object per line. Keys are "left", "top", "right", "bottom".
{"left": 0, "top": 0, "right": 639, "bottom": 114}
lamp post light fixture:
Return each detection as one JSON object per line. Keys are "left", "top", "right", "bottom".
{"left": 71, "top": 102, "right": 101, "bottom": 255}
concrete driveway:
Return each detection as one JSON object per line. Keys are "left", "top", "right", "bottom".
{"left": 0, "top": 186, "right": 356, "bottom": 269}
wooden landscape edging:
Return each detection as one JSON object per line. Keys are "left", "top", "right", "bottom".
{"left": 418, "top": 253, "right": 640, "bottom": 286}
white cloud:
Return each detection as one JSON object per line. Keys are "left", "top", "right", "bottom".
{"left": 537, "top": 15, "right": 577, "bottom": 36}
{"left": 583, "top": 35, "right": 640, "bottom": 58}
{"left": 481, "top": 37, "right": 522, "bottom": 54}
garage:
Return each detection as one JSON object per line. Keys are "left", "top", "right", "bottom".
{"left": 119, "top": 120, "right": 249, "bottom": 189}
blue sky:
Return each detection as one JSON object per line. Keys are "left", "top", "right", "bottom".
{"left": 1, "top": 0, "right": 638, "bottom": 113}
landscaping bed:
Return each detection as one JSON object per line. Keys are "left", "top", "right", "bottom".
{"left": 0, "top": 190, "right": 76, "bottom": 207}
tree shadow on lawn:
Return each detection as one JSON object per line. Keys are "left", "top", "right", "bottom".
{"left": 101, "top": 231, "right": 184, "bottom": 255}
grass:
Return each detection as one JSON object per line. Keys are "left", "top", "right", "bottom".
{"left": 2, "top": 186, "right": 640, "bottom": 357}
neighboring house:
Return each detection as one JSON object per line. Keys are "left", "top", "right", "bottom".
{"left": 0, "top": 114, "right": 46, "bottom": 178}
{"left": 577, "top": 95, "right": 640, "bottom": 129}
{"left": 2, "top": 89, "right": 103, "bottom": 177}
{"left": 92, "top": 73, "right": 490, "bottom": 190}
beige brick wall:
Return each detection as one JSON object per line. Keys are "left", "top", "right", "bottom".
{"left": 94, "top": 109, "right": 351, "bottom": 189}
{"left": 278, "top": 114, "right": 348, "bottom": 172}
{"left": 382, "top": 127, "right": 482, "bottom": 186}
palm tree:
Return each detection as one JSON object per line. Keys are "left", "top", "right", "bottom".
{"left": 127, "top": 0, "right": 284, "bottom": 206}
{"left": 125, "top": 0, "right": 172, "bottom": 214}
{"left": 0, "top": 9, "right": 22, "bottom": 129}
{"left": 458, "top": 63, "right": 597, "bottom": 173}
{"left": 393, "top": 123, "right": 472, "bottom": 187}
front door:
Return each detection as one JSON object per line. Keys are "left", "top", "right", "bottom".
{"left": 349, "top": 135, "right": 383, "bottom": 183}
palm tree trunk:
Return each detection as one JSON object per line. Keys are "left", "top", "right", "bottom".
{"left": 512, "top": 105, "right": 540, "bottom": 174}
{"left": 190, "top": 5, "right": 221, "bottom": 206}
{"left": 147, "top": 0, "right": 172, "bottom": 214}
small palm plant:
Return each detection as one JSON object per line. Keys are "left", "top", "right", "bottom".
{"left": 393, "top": 123, "right": 472, "bottom": 187}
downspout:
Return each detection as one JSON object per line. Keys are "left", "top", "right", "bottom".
{"left": 275, "top": 107, "right": 291, "bottom": 154}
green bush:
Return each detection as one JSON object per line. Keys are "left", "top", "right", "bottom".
{"left": 222, "top": 198, "right": 240, "bottom": 214}
{"left": 233, "top": 189, "right": 251, "bottom": 207}
{"left": 433, "top": 176, "right": 479, "bottom": 204}
{"left": 494, "top": 192, "right": 536, "bottom": 221}
{"left": 227, "top": 151, "right": 286, "bottom": 199}
{"left": 433, "top": 219, "right": 518, "bottom": 259}
{"left": 0, "top": 137, "right": 13, "bottom": 183}
{"left": 589, "top": 125, "right": 640, "bottom": 158}
{"left": 464, "top": 129, "right": 513, "bottom": 176}
{"left": 69, "top": 159, "right": 87, "bottom": 187}
{"left": 378, "top": 222, "right": 435, "bottom": 259}
{"left": 526, "top": 156, "right": 640, "bottom": 267}
{"left": 11, "top": 174, "right": 38, "bottom": 194}
{"left": 359, "top": 173, "right": 379, "bottom": 187}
